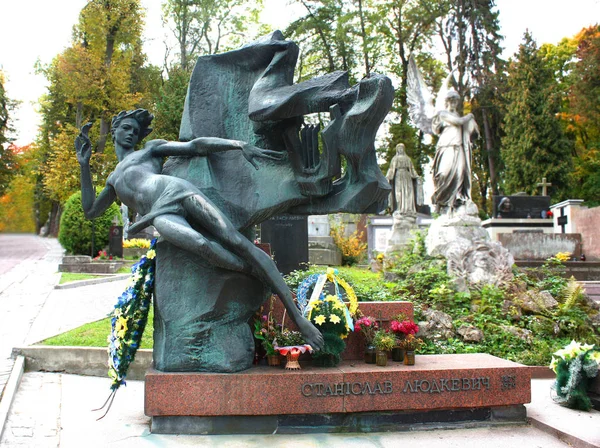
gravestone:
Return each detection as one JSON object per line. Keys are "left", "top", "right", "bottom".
{"left": 493, "top": 195, "right": 551, "bottom": 219}
{"left": 367, "top": 216, "right": 393, "bottom": 258}
{"left": 260, "top": 214, "right": 308, "bottom": 275}
{"left": 307, "top": 215, "right": 341, "bottom": 265}
{"left": 108, "top": 225, "right": 123, "bottom": 258}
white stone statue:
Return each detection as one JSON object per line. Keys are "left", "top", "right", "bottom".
{"left": 386, "top": 143, "right": 420, "bottom": 216}
{"left": 404, "top": 56, "right": 512, "bottom": 289}
{"left": 406, "top": 55, "right": 479, "bottom": 215}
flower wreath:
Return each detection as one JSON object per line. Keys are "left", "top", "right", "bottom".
{"left": 296, "top": 268, "right": 358, "bottom": 332}
{"left": 95, "top": 239, "right": 157, "bottom": 418}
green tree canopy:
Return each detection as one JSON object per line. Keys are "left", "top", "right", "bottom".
{"left": 501, "top": 32, "right": 573, "bottom": 200}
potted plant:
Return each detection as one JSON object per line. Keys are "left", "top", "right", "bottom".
{"left": 390, "top": 315, "right": 419, "bottom": 362}
{"left": 354, "top": 316, "right": 379, "bottom": 364}
{"left": 373, "top": 330, "right": 396, "bottom": 366}
{"left": 308, "top": 294, "right": 351, "bottom": 367}
{"left": 399, "top": 334, "right": 424, "bottom": 365}
{"left": 253, "top": 312, "right": 281, "bottom": 366}
{"left": 274, "top": 329, "right": 312, "bottom": 370}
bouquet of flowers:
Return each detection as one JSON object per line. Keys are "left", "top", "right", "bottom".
{"left": 390, "top": 315, "right": 419, "bottom": 338}
{"left": 354, "top": 316, "right": 379, "bottom": 345}
{"left": 307, "top": 294, "right": 350, "bottom": 366}
{"left": 399, "top": 334, "right": 425, "bottom": 351}
{"left": 550, "top": 340, "right": 600, "bottom": 411}
{"left": 373, "top": 330, "right": 396, "bottom": 352}
{"left": 253, "top": 313, "right": 280, "bottom": 356}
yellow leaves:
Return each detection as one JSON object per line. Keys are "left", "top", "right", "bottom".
{"left": 330, "top": 223, "right": 367, "bottom": 260}
{"left": 0, "top": 175, "right": 36, "bottom": 233}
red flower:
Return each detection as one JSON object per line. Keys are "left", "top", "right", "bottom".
{"left": 391, "top": 319, "right": 419, "bottom": 335}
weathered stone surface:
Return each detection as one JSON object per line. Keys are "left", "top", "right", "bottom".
{"left": 500, "top": 325, "right": 533, "bottom": 344}
{"left": 446, "top": 240, "right": 514, "bottom": 288}
{"left": 519, "top": 290, "right": 559, "bottom": 314}
{"left": 385, "top": 213, "right": 417, "bottom": 254}
{"left": 498, "top": 233, "right": 582, "bottom": 261}
{"left": 457, "top": 326, "right": 484, "bottom": 343}
{"left": 418, "top": 309, "right": 455, "bottom": 340}
{"left": 502, "top": 300, "right": 522, "bottom": 321}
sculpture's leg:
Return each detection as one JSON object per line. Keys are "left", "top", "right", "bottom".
{"left": 181, "top": 195, "right": 324, "bottom": 350}
{"left": 153, "top": 240, "right": 267, "bottom": 372}
{"left": 152, "top": 214, "right": 248, "bottom": 273}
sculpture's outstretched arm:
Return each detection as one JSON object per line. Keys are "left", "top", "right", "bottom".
{"left": 152, "top": 138, "right": 285, "bottom": 169}
{"left": 75, "top": 123, "right": 118, "bottom": 219}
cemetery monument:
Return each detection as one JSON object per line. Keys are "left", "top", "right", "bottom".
{"left": 385, "top": 143, "right": 422, "bottom": 252}
{"left": 76, "top": 31, "right": 394, "bottom": 373}
{"left": 406, "top": 55, "right": 513, "bottom": 287}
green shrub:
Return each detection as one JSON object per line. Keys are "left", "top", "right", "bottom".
{"left": 58, "top": 191, "right": 122, "bottom": 255}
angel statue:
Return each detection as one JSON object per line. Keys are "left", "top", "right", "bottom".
{"left": 407, "top": 55, "right": 479, "bottom": 215}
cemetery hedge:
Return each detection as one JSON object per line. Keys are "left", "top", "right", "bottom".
{"left": 58, "top": 191, "right": 122, "bottom": 256}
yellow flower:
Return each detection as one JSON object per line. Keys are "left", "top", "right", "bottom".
{"left": 326, "top": 267, "right": 335, "bottom": 281}
{"left": 325, "top": 295, "right": 338, "bottom": 303}
{"left": 314, "top": 315, "right": 326, "bottom": 325}
{"left": 588, "top": 351, "right": 600, "bottom": 363}
{"left": 333, "top": 302, "right": 345, "bottom": 311}
{"left": 549, "top": 356, "right": 559, "bottom": 373}
{"left": 146, "top": 249, "right": 156, "bottom": 259}
{"left": 115, "top": 316, "right": 128, "bottom": 338}
{"left": 330, "top": 314, "right": 341, "bottom": 324}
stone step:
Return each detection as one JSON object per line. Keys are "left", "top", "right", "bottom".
{"left": 146, "top": 354, "right": 531, "bottom": 434}
{"left": 580, "top": 282, "right": 600, "bottom": 302}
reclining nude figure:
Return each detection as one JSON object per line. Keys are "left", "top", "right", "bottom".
{"left": 75, "top": 108, "right": 324, "bottom": 351}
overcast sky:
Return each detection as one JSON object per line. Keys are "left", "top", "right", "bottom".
{"left": 0, "top": 0, "right": 598, "bottom": 146}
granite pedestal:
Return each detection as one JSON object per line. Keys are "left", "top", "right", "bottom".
{"left": 145, "top": 353, "right": 531, "bottom": 434}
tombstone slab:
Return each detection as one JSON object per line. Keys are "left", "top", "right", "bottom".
{"left": 146, "top": 354, "right": 531, "bottom": 434}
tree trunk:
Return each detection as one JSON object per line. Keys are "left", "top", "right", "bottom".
{"left": 357, "top": 0, "right": 371, "bottom": 77}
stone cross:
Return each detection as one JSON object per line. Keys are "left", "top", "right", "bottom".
{"left": 536, "top": 177, "right": 552, "bottom": 196}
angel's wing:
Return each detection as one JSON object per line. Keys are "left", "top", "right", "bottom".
{"left": 407, "top": 55, "right": 435, "bottom": 135}
{"left": 435, "top": 72, "right": 455, "bottom": 113}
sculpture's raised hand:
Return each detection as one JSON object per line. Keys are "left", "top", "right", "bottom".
{"left": 296, "top": 316, "right": 325, "bottom": 351}
{"left": 75, "top": 122, "right": 93, "bottom": 166}
{"left": 242, "top": 144, "right": 285, "bottom": 170}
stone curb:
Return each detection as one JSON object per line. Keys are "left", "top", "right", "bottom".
{"left": 54, "top": 274, "right": 130, "bottom": 289}
{"left": 11, "top": 345, "right": 556, "bottom": 381}
{"left": 528, "top": 416, "right": 598, "bottom": 448}
{"left": 11, "top": 346, "right": 152, "bottom": 381}
{"left": 0, "top": 356, "right": 24, "bottom": 441}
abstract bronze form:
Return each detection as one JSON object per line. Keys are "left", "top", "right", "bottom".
{"left": 77, "top": 31, "right": 394, "bottom": 372}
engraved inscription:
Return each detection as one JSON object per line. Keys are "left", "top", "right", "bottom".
{"left": 501, "top": 375, "right": 516, "bottom": 391}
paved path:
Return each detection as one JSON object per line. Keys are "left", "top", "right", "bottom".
{"left": 0, "top": 235, "right": 63, "bottom": 402}
{"left": 2, "top": 373, "right": 575, "bottom": 448}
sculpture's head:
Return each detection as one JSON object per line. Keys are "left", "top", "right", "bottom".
{"left": 395, "top": 143, "right": 406, "bottom": 155}
{"left": 444, "top": 89, "right": 460, "bottom": 111}
{"left": 111, "top": 109, "right": 154, "bottom": 149}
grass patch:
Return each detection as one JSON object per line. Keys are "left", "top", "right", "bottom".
{"left": 59, "top": 273, "right": 104, "bottom": 284}
{"left": 117, "top": 265, "right": 133, "bottom": 274}
{"left": 39, "top": 308, "right": 154, "bottom": 349}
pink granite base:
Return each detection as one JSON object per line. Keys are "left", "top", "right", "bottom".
{"left": 145, "top": 354, "right": 531, "bottom": 418}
